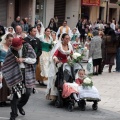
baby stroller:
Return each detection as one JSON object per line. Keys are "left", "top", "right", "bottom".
{"left": 55, "top": 62, "right": 83, "bottom": 112}
{"left": 78, "top": 88, "right": 101, "bottom": 111}
{"left": 76, "top": 76, "right": 101, "bottom": 111}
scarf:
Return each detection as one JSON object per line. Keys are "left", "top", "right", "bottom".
{"left": 27, "top": 35, "right": 36, "bottom": 41}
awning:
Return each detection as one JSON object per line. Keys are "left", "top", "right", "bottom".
{"left": 81, "top": 0, "right": 100, "bottom": 6}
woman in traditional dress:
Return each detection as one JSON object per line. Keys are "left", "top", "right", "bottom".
{"left": 0, "top": 33, "right": 13, "bottom": 107}
{"left": 48, "top": 18, "right": 57, "bottom": 32}
{"left": 70, "top": 27, "right": 80, "bottom": 44}
{"left": 38, "top": 28, "right": 53, "bottom": 86}
{"left": 6, "top": 26, "right": 15, "bottom": 34}
{"left": 36, "top": 24, "right": 44, "bottom": 38}
{"left": 46, "top": 33, "right": 73, "bottom": 100}
{"left": 35, "top": 20, "right": 45, "bottom": 34}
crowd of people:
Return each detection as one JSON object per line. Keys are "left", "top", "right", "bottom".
{"left": 0, "top": 16, "right": 120, "bottom": 119}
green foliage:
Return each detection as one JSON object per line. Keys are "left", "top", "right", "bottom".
{"left": 67, "top": 53, "right": 84, "bottom": 66}
{"left": 82, "top": 81, "right": 93, "bottom": 88}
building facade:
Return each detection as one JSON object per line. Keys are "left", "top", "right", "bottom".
{"left": 80, "top": 0, "right": 120, "bottom": 23}
{"left": 0, "top": 0, "right": 120, "bottom": 28}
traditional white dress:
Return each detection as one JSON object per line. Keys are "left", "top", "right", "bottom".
{"left": 76, "top": 72, "right": 100, "bottom": 101}
{"left": 39, "top": 35, "right": 53, "bottom": 78}
{"left": 82, "top": 41, "right": 90, "bottom": 61}
{"left": 78, "top": 86, "right": 100, "bottom": 100}
{"left": 46, "top": 42, "right": 73, "bottom": 100}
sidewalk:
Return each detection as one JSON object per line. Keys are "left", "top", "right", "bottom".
{"left": 0, "top": 64, "right": 120, "bottom": 120}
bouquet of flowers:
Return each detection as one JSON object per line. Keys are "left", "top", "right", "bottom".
{"left": 82, "top": 77, "right": 93, "bottom": 88}
{"left": 50, "top": 40, "right": 57, "bottom": 50}
{"left": 73, "top": 44, "right": 82, "bottom": 52}
{"left": 51, "top": 40, "right": 57, "bottom": 47}
{"left": 68, "top": 52, "right": 84, "bottom": 66}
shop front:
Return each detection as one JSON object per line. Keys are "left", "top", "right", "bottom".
{"left": 81, "top": 0, "right": 100, "bottom": 22}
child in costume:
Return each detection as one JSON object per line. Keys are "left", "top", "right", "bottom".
{"left": 82, "top": 37, "right": 91, "bottom": 61}
{"left": 62, "top": 69, "right": 100, "bottom": 102}
{"left": 62, "top": 69, "right": 85, "bottom": 101}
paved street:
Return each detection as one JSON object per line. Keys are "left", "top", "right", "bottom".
{"left": 0, "top": 64, "right": 120, "bottom": 120}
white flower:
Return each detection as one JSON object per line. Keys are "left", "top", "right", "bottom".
{"left": 79, "top": 45, "right": 82, "bottom": 48}
{"left": 72, "top": 52, "right": 81, "bottom": 59}
{"left": 53, "top": 41, "right": 57, "bottom": 45}
{"left": 83, "top": 77, "right": 92, "bottom": 84}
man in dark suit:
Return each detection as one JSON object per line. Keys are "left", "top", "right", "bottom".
{"left": 24, "top": 27, "right": 42, "bottom": 66}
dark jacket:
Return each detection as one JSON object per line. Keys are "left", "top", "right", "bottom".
{"left": 0, "top": 25, "right": 5, "bottom": 42}
{"left": 11, "top": 20, "right": 21, "bottom": 30}
{"left": 24, "top": 36, "right": 42, "bottom": 64}
{"left": 0, "top": 25, "right": 5, "bottom": 36}
{"left": 104, "top": 27, "right": 118, "bottom": 54}
{"left": 76, "top": 21, "right": 86, "bottom": 35}
{"left": 48, "top": 22, "right": 57, "bottom": 32}
{"left": 104, "top": 27, "right": 116, "bottom": 41}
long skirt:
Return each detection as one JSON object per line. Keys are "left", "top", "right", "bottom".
{"left": 40, "top": 51, "right": 50, "bottom": 78}
{"left": 116, "top": 47, "right": 120, "bottom": 72}
{"left": 36, "top": 59, "right": 47, "bottom": 82}
{"left": 103, "top": 53, "right": 115, "bottom": 65}
{"left": 0, "top": 64, "right": 10, "bottom": 102}
{"left": 0, "top": 78, "right": 10, "bottom": 102}
{"left": 46, "top": 76, "right": 57, "bottom": 100}
{"left": 83, "top": 50, "right": 89, "bottom": 61}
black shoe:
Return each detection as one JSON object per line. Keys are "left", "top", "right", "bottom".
{"left": 95, "top": 72, "right": 98, "bottom": 75}
{"left": 93, "top": 73, "right": 96, "bottom": 75}
{"left": 18, "top": 107, "right": 25, "bottom": 115}
{"left": 39, "top": 82, "right": 47, "bottom": 86}
{"left": 14, "top": 114, "right": 18, "bottom": 117}
{"left": 32, "top": 88, "right": 36, "bottom": 94}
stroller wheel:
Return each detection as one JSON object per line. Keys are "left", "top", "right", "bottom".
{"left": 81, "top": 105, "right": 86, "bottom": 111}
{"left": 92, "top": 103, "right": 98, "bottom": 110}
{"left": 78, "top": 100, "right": 81, "bottom": 108}
{"left": 68, "top": 104, "right": 74, "bottom": 112}
{"left": 80, "top": 100, "right": 86, "bottom": 111}
{"left": 55, "top": 100, "right": 63, "bottom": 108}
